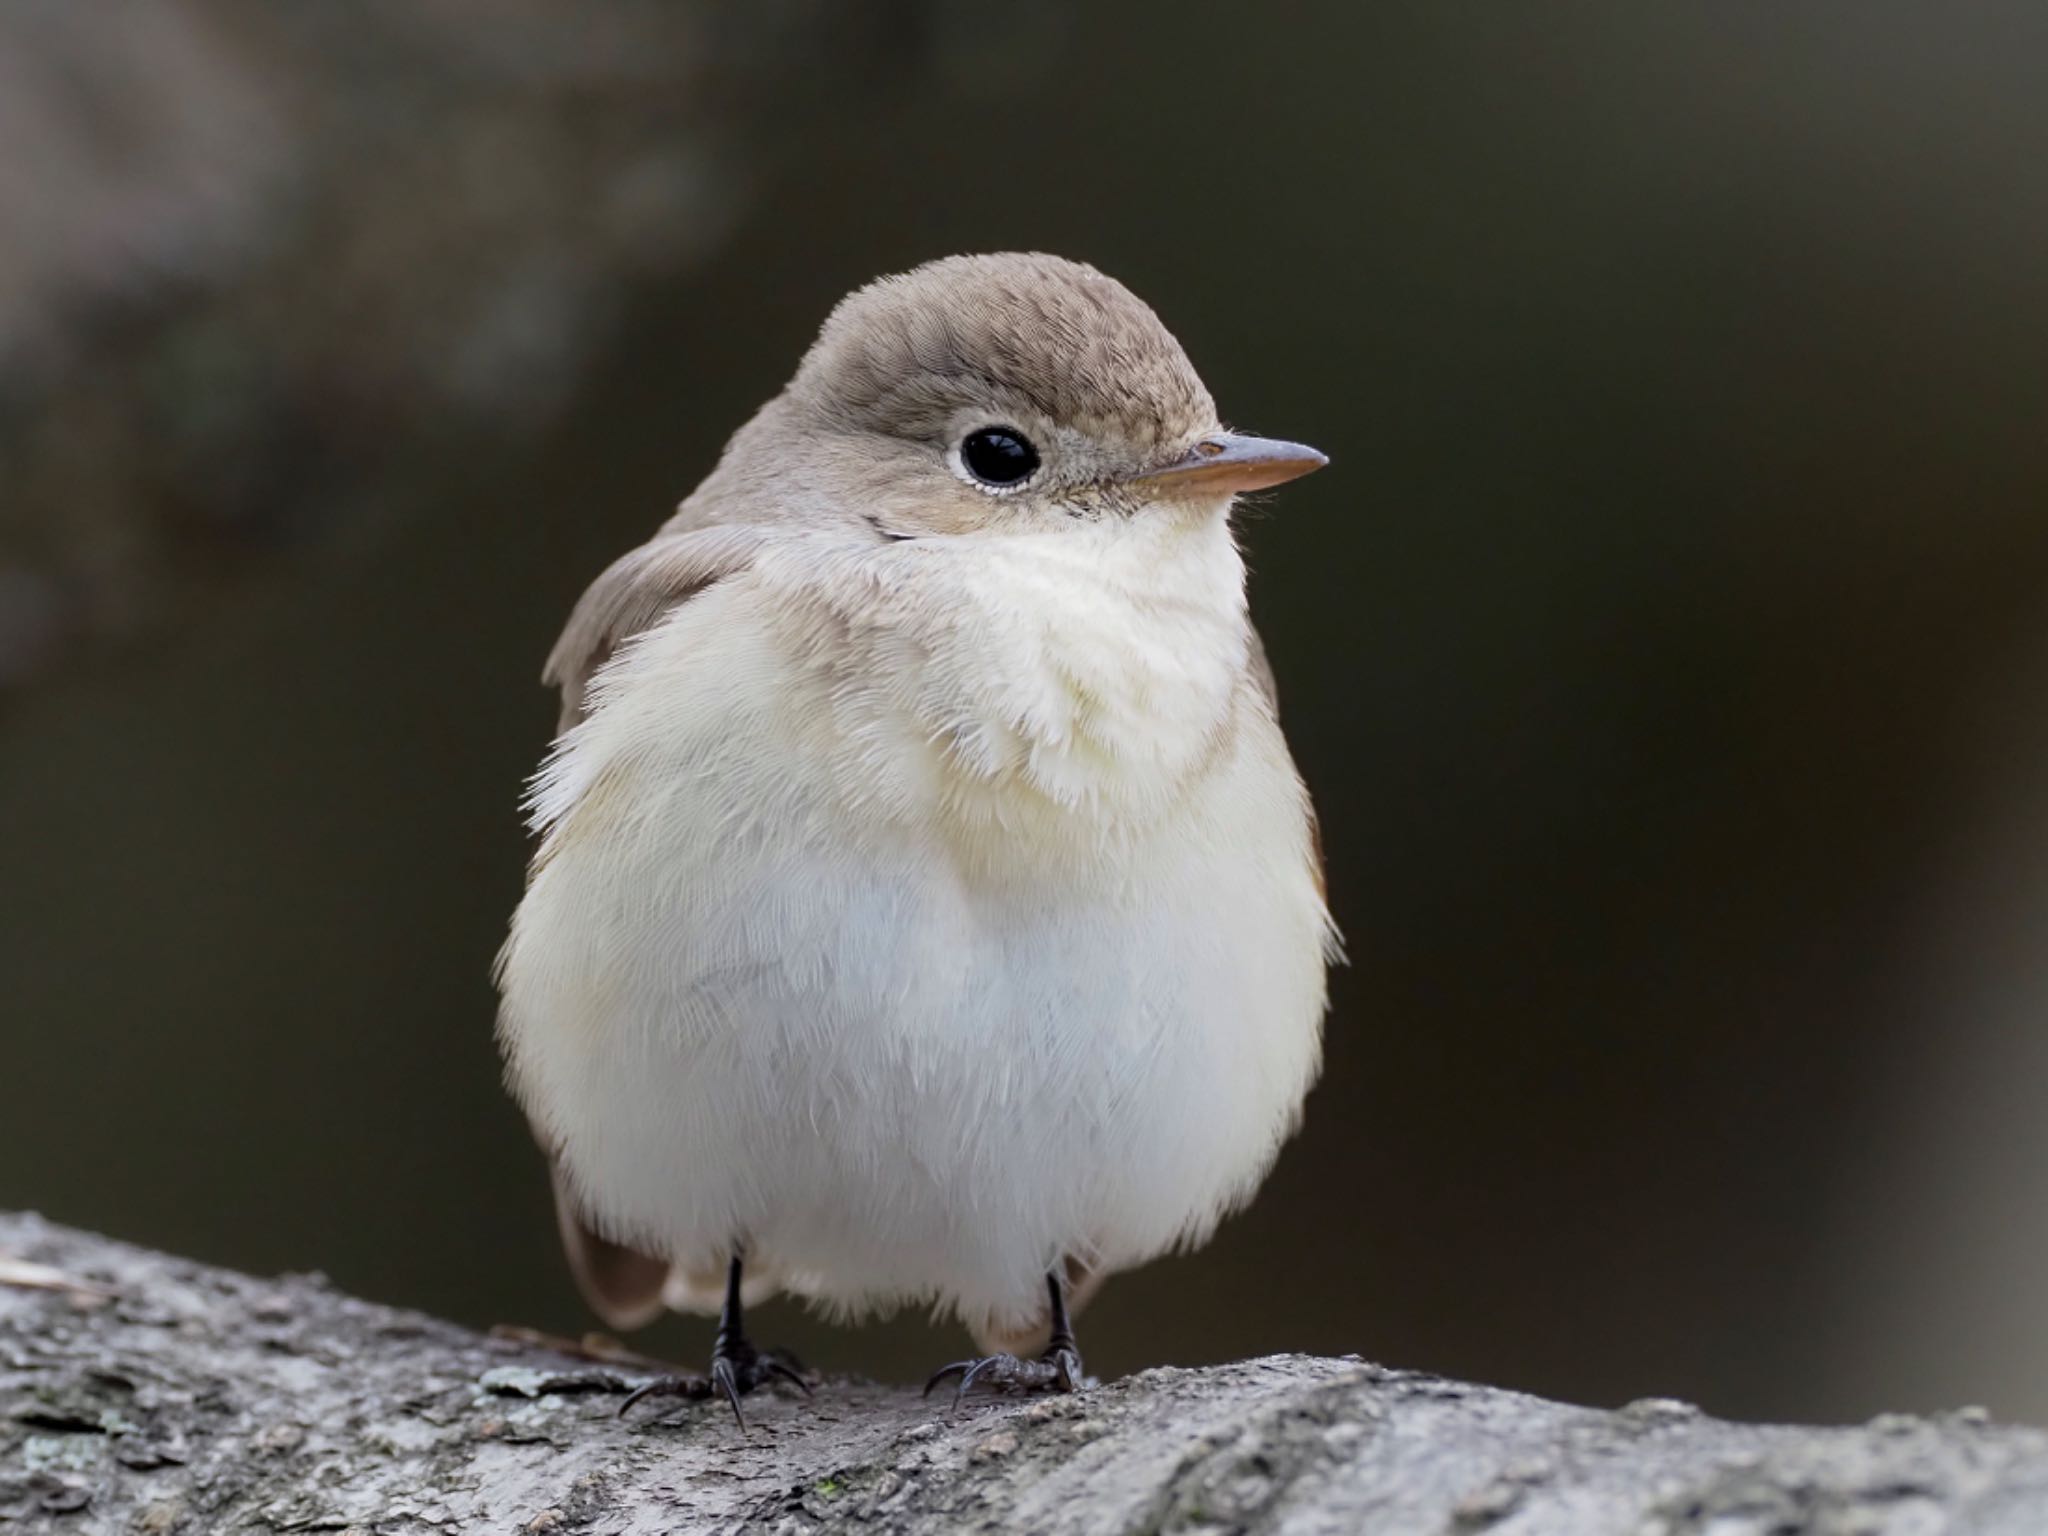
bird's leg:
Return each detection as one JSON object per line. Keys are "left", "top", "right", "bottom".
{"left": 705, "top": 1253, "right": 814, "bottom": 1423}
{"left": 617, "top": 1254, "right": 812, "bottom": 1428}
{"left": 924, "top": 1271, "right": 1088, "bottom": 1403}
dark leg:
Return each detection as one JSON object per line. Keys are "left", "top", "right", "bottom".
{"left": 924, "top": 1271, "right": 1088, "bottom": 1403}
{"left": 617, "top": 1255, "right": 811, "bottom": 1429}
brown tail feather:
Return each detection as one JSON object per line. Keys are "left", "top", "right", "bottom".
{"left": 551, "top": 1168, "right": 670, "bottom": 1331}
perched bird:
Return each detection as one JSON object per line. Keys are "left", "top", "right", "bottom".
{"left": 497, "top": 252, "right": 1336, "bottom": 1421}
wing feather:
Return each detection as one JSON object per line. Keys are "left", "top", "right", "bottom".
{"left": 542, "top": 524, "right": 766, "bottom": 729}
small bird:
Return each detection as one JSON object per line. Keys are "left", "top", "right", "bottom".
{"left": 497, "top": 253, "right": 1335, "bottom": 1422}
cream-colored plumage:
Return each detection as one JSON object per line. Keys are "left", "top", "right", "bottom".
{"left": 497, "top": 253, "right": 1335, "bottom": 1373}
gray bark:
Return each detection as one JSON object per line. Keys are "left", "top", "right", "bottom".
{"left": 3, "top": 1214, "right": 2046, "bottom": 1534}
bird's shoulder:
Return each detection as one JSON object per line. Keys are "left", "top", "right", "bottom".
{"left": 542, "top": 519, "right": 770, "bottom": 731}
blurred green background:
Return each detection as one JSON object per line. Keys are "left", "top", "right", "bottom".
{"left": 4, "top": 2, "right": 2047, "bottom": 1425}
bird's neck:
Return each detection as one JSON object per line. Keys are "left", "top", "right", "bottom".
{"left": 780, "top": 512, "right": 1255, "bottom": 822}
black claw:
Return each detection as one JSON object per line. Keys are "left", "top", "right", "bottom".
{"left": 710, "top": 1356, "right": 746, "bottom": 1430}
{"left": 1051, "top": 1345, "right": 1083, "bottom": 1393}
{"left": 616, "top": 1255, "right": 813, "bottom": 1430}
{"left": 714, "top": 1345, "right": 814, "bottom": 1429}
{"left": 955, "top": 1355, "right": 1000, "bottom": 1403}
{"left": 924, "top": 1271, "right": 1088, "bottom": 1407}
{"left": 617, "top": 1374, "right": 711, "bottom": 1419}
{"left": 763, "top": 1353, "right": 816, "bottom": 1397}
{"left": 618, "top": 1347, "right": 810, "bottom": 1429}
{"left": 922, "top": 1349, "right": 1086, "bottom": 1407}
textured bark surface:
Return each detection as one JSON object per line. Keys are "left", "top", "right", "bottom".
{"left": 3, "top": 1214, "right": 2046, "bottom": 1534}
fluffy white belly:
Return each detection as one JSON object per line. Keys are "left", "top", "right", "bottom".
{"left": 499, "top": 567, "right": 1329, "bottom": 1340}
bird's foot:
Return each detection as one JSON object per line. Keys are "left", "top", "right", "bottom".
{"left": 923, "top": 1345, "right": 1086, "bottom": 1405}
{"left": 619, "top": 1342, "right": 813, "bottom": 1429}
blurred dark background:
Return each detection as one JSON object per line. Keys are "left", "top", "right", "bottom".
{"left": 4, "top": 1, "right": 2047, "bottom": 1426}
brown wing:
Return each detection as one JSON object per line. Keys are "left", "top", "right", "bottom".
{"left": 529, "top": 524, "right": 766, "bottom": 1327}
{"left": 542, "top": 523, "right": 766, "bottom": 730}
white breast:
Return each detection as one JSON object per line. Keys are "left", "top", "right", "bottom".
{"left": 498, "top": 513, "right": 1333, "bottom": 1343}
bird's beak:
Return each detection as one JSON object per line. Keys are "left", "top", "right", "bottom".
{"left": 1127, "top": 432, "right": 1329, "bottom": 496}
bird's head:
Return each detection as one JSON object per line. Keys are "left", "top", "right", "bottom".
{"left": 767, "top": 252, "right": 1325, "bottom": 538}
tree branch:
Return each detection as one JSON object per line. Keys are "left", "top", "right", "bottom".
{"left": 3, "top": 1212, "right": 2044, "bottom": 1533}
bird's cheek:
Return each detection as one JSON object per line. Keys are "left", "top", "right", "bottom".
{"left": 863, "top": 481, "right": 990, "bottom": 538}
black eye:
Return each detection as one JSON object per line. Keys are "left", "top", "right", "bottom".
{"left": 960, "top": 426, "right": 1040, "bottom": 487}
